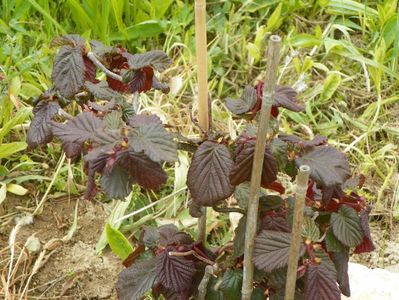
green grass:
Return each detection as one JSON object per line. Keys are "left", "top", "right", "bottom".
{"left": 0, "top": 0, "right": 398, "bottom": 235}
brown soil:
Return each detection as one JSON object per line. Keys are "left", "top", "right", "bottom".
{"left": 0, "top": 197, "right": 123, "bottom": 299}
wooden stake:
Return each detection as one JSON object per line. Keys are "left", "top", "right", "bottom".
{"left": 241, "top": 35, "right": 281, "bottom": 300}
{"left": 284, "top": 165, "right": 310, "bottom": 300}
{"left": 194, "top": 0, "right": 209, "bottom": 243}
{"left": 195, "top": 0, "right": 209, "bottom": 133}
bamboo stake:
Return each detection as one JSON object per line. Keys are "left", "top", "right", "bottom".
{"left": 284, "top": 165, "right": 310, "bottom": 300}
{"left": 194, "top": 0, "right": 209, "bottom": 243}
{"left": 241, "top": 35, "right": 281, "bottom": 300}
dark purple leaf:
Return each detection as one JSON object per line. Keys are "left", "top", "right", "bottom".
{"left": 230, "top": 140, "right": 278, "bottom": 187}
{"left": 152, "top": 75, "right": 170, "bottom": 94}
{"left": 354, "top": 208, "right": 374, "bottom": 253}
{"left": 156, "top": 248, "right": 196, "bottom": 292}
{"left": 100, "top": 165, "right": 132, "bottom": 199}
{"left": 233, "top": 216, "right": 246, "bottom": 257}
{"left": 253, "top": 230, "right": 304, "bottom": 272}
{"left": 295, "top": 146, "right": 351, "bottom": 187}
{"left": 330, "top": 205, "right": 363, "bottom": 247}
{"left": 50, "top": 34, "right": 86, "bottom": 48}
{"left": 85, "top": 81, "right": 123, "bottom": 101}
{"left": 52, "top": 46, "right": 85, "bottom": 98}
{"left": 279, "top": 134, "right": 327, "bottom": 148}
{"left": 27, "top": 100, "right": 60, "bottom": 148}
{"left": 52, "top": 112, "right": 121, "bottom": 145}
{"left": 321, "top": 185, "right": 344, "bottom": 205}
{"left": 141, "top": 226, "right": 160, "bottom": 249}
{"left": 84, "top": 167, "right": 97, "bottom": 200}
{"left": 342, "top": 174, "right": 366, "bottom": 191}
{"left": 116, "top": 256, "right": 158, "bottom": 300}
{"left": 125, "top": 67, "right": 153, "bottom": 93}
{"left": 305, "top": 264, "right": 340, "bottom": 300}
{"left": 187, "top": 141, "right": 235, "bottom": 206}
{"left": 120, "top": 151, "right": 167, "bottom": 190}
{"left": 188, "top": 201, "right": 204, "bottom": 218}
{"left": 261, "top": 215, "right": 291, "bottom": 233}
{"left": 225, "top": 86, "right": 257, "bottom": 115}
{"left": 332, "top": 248, "right": 351, "bottom": 296}
{"left": 128, "top": 122, "right": 177, "bottom": 163}
{"left": 83, "top": 55, "right": 97, "bottom": 83}
{"left": 123, "top": 50, "right": 172, "bottom": 72}
{"left": 61, "top": 141, "right": 83, "bottom": 159}
{"left": 84, "top": 144, "right": 115, "bottom": 174}
{"left": 158, "top": 224, "right": 193, "bottom": 247}
{"left": 128, "top": 114, "right": 162, "bottom": 128}
{"left": 90, "top": 40, "right": 118, "bottom": 58}
{"left": 274, "top": 86, "right": 304, "bottom": 112}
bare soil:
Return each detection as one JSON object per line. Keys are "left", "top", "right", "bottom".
{"left": 1, "top": 196, "right": 398, "bottom": 300}
{"left": 0, "top": 197, "right": 123, "bottom": 299}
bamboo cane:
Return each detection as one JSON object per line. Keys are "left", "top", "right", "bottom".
{"left": 194, "top": 0, "right": 209, "bottom": 243}
{"left": 284, "top": 165, "right": 310, "bottom": 300}
{"left": 241, "top": 35, "right": 282, "bottom": 300}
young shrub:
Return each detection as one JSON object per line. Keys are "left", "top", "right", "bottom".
{"left": 27, "top": 35, "right": 374, "bottom": 300}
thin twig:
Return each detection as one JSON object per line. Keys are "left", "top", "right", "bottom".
{"left": 212, "top": 205, "right": 245, "bottom": 215}
{"left": 198, "top": 265, "right": 217, "bottom": 300}
{"left": 86, "top": 52, "right": 122, "bottom": 81}
{"left": 284, "top": 165, "right": 310, "bottom": 300}
{"left": 168, "top": 250, "right": 215, "bottom": 265}
{"left": 241, "top": 35, "right": 282, "bottom": 300}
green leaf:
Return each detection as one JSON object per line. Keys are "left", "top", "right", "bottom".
{"left": 331, "top": 205, "right": 363, "bottom": 247}
{"left": 220, "top": 269, "right": 243, "bottom": 300}
{"left": 104, "top": 111, "right": 123, "bottom": 130}
{"left": 7, "top": 183, "right": 28, "bottom": 195}
{"left": 233, "top": 216, "right": 246, "bottom": 257}
{"left": 266, "top": 3, "right": 282, "bottom": 32}
{"left": 0, "top": 107, "right": 31, "bottom": 142}
{"left": 206, "top": 277, "right": 224, "bottom": 300}
{"left": 320, "top": 73, "right": 341, "bottom": 101}
{"left": 302, "top": 216, "right": 320, "bottom": 242}
{"left": 110, "top": 20, "right": 167, "bottom": 41}
{"left": 325, "top": 228, "right": 344, "bottom": 252}
{"left": 105, "top": 223, "right": 133, "bottom": 260}
{"left": 270, "top": 138, "right": 288, "bottom": 171}
{"left": 0, "top": 142, "right": 27, "bottom": 159}
{"left": 288, "top": 33, "right": 321, "bottom": 48}
{"left": 52, "top": 46, "right": 85, "bottom": 98}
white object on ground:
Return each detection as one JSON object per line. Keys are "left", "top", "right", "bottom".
{"left": 343, "top": 263, "right": 399, "bottom": 300}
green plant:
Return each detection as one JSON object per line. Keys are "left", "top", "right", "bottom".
{"left": 26, "top": 34, "right": 375, "bottom": 300}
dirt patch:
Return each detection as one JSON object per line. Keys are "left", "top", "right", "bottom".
{"left": 0, "top": 197, "right": 123, "bottom": 299}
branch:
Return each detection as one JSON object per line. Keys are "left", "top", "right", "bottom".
{"left": 168, "top": 250, "right": 215, "bottom": 265}
{"left": 212, "top": 205, "right": 245, "bottom": 215}
{"left": 86, "top": 52, "right": 123, "bottom": 81}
